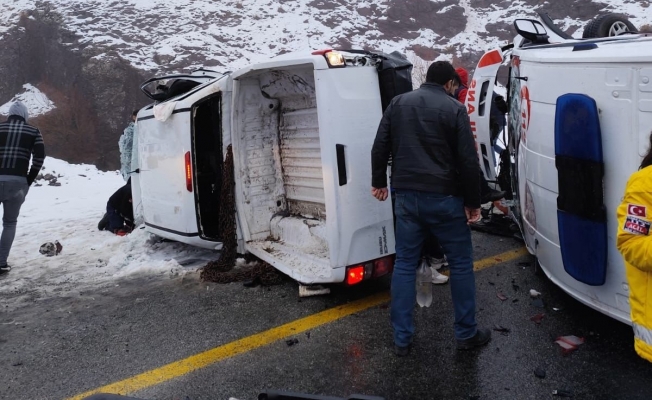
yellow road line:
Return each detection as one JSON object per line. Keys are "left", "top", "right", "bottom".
{"left": 67, "top": 292, "right": 391, "bottom": 400}
{"left": 67, "top": 247, "right": 529, "bottom": 400}
{"left": 439, "top": 247, "right": 531, "bottom": 277}
{"left": 474, "top": 247, "right": 530, "bottom": 271}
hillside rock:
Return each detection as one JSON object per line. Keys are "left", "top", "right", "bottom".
{"left": 0, "top": 0, "right": 650, "bottom": 169}
{"left": 0, "top": 5, "right": 147, "bottom": 170}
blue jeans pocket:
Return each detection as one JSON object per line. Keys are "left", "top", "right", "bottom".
{"left": 395, "top": 193, "right": 406, "bottom": 211}
{"left": 424, "top": 195, "right": 461, "bottom": 218}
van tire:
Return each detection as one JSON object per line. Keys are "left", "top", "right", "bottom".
{"left": 582, "top": 14, "right": 637, "bottom": 38}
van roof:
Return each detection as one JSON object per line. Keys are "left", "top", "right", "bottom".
{"left": 517, "top": 36, "right": 652, "bottom": 63}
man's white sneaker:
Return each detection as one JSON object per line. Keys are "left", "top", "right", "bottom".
{"left": 431, "top": 267, "right": 449, "bottom": 284}
{"left": 426, "top": 256, "right": 447, "bottom": 270}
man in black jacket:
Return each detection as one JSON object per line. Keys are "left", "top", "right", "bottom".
{"left": 371, "top": 61, "right": 491, "bottom": 355}
{"left": 0, "top": 101, "right": 45, "bottom": 274}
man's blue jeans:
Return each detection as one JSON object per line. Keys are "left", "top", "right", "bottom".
{"left": 391, "top": 190, "right": 477, "bottom": 346}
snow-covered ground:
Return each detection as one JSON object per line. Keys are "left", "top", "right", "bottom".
{"left": 0, "top": 84, "right": 55, "bottom": 117}
{"left": 0, "top": 158, "right": 220, "bottom": 308}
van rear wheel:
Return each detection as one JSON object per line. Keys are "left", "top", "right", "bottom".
{"left": 582, "top": 14, "right": 637, "bottom": 38}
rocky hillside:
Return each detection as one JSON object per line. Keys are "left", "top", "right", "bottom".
{"left": 0, "top": 0, "right": 650, "bottom": 169}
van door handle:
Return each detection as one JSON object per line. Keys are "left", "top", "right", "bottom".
{"left": 336, "top": 144, "right": 347, "bottom": 186}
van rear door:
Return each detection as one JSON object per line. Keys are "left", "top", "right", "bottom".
{"left": 467, "top": 49, "right": 504, "bottom": 181}
{"left": 314, "top": 66, "right": 396, "bottom": 270}
{"left": 136, "top": 74, "right": 229, "bottom": 249}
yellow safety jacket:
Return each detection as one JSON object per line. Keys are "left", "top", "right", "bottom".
{"left": 617, "top": 165, "right": 652, "bottom": 363}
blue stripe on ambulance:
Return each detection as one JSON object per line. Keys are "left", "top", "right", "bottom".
{"left": 554, "top": 94, "right": 607, "bottom": 286}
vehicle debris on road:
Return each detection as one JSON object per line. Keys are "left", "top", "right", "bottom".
{"left": 552, "top": 389, "right": 574, "bottom": 397}
{"left": 39, "top": 241, "right": 62, "bottom": 257}
{"left": 493, "top": 325, "right": 510, "bottom": 335}
{"left": 530, "top": 313, "right": 545, "bottom": 324}
{"left": 555, "top": 335, "right": 585, "bottom": 354}
{"left": 531, "top": 298, "right": 545, "bottom": 308}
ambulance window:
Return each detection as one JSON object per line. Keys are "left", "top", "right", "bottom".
{"left": 508, "top": 66, "right": 522, "bottom": 143}
{"left": 478, "top": 81, "right": 490, "bottom": 116}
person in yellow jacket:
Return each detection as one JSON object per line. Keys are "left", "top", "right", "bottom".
{"left": 617, "top": 137, "right": 652, "bottom": 363}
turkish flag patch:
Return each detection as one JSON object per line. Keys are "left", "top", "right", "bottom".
{"left": 628, "top": 204, "right": 647, "bottom": 218}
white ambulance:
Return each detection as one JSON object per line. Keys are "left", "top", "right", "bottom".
{"left": 469, "top": 13, "right": 652, "bottom": 323}
{"left": 133, "top": 51, "right": 409, "bottom": 286}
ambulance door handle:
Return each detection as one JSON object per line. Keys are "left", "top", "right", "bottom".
{"left": 336, "top": 144, "right": 347, "bottom": 186}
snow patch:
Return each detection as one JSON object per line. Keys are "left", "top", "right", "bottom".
{"left": 0, "top": 158, "right": 220, "bottom": 307}
{"left": 0, "top": 84, "right": 55, "bottom": 117}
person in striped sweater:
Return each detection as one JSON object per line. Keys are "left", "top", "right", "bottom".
{"left": 0, "top": 101, "right": 46, "bottom": 274}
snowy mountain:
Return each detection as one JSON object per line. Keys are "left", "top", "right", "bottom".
{"left": 0, "top": 84, "right": 55, "bottom": 117}
{"left": 0, "top": 0, "right": 650, "bottom": 169}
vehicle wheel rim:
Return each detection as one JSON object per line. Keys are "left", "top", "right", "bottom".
{"left": 609, "top": 21, "right": 630, "bottom": 36}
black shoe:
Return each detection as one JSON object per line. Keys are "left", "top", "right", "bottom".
{"left": 481, "top": 189, "right": 506, "bottom": 204}
{"left": 394, "top": 344, "right": 411, "bottom": 357}
{"left": 0, "top": 264, "right": 12, "bottom": 274}
{"left": 457, "top": 328, "right": 492, "bottom": 350}
{"left": 98, "top": 213, "right": 109, "bottom": 231}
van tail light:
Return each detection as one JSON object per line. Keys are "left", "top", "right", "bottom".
{"left": 184, "top": 151, "right": 192, "bottom": 192}
{"left": 345, "top": 255, "right": 396, "bottom": 285}
{"left": 346, "top": 265, "right": 365, "bottom": 285}
{"left": 311, "top": 49, "right": 345, "bottom": 68}
{"left": 373, "top": 255, "right": 395, "bottom": 278}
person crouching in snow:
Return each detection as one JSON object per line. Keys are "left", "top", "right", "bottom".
{"left": 98, "top": 180, "right": 134, "bottom": 236}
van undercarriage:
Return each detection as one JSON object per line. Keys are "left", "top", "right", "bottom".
{"left": 232, "top": 65, "right": 331, "bottom": 282}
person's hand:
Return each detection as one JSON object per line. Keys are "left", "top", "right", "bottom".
{"left": 371, "top": 187, "right": 389, "bottom": 201}
{"left": 465, "top": 207, "right": 482, "bottom": 224}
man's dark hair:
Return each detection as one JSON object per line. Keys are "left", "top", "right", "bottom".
{"left": 640, "top": 131, "right": 652, "bottom": 170}
{"left": 452, "top": 73, "right": 462, "bottom": 86}
{"left": 426, "top": 61, "right": 456, "bottom": 85}
{"left": 131, "top": 109, "right": 139, "bottom": 117}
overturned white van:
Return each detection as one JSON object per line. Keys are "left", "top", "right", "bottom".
{"left": 469, "top": 13, "right": 651, "bottom": 323}
{"left": 133, "top": 51, "right": 410, "bottom": 285}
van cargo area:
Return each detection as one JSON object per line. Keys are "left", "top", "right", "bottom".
{"left": 193, "top": 94, "right": 223, "bottom": 241}
{"left": 232, "top": 65, "right": 331, "bottom": 283}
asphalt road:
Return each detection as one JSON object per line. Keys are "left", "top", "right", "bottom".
{"left": 2, "top": 231, "right": 652, "bottom": 400}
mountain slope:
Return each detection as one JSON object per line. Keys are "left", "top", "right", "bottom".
{"left": 0, "top": 0, "right": 650, "bottom": 168}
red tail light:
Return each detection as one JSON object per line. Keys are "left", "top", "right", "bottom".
{"left": 311, "top": 49, "right": 345, "bottom": 68}
{"left": 346, "top": 265, "right": 365, "bottom": 285}
{"left": 373, "top": 255, "right": 395, "bottom": 278}
{"left": 184, "top": 151, "right": 192, "bottom": 192}
{"left": 311, "top": 49, "right": 332, "bottom": 55}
